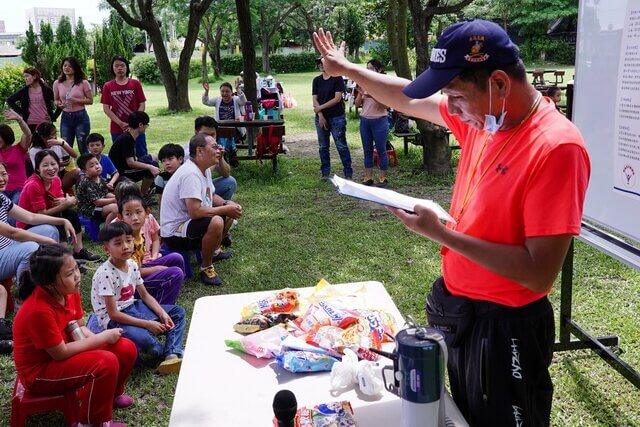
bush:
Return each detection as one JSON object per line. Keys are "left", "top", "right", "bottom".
{"left": 220, "top": 52, "right": 316, "bottom": 75}
{"left": 220, "top": 55, "right": 247, "bottom": 76}
{"left": 520, "top": 36, "right": 576, "bottom": 65}
{"left": 370, "top": 40, "right": 391, "bottom": 69}
{"left": 546, "top": 40, "right": 576, "bottom": 65}
{"left": 0, "top": 64, "right": 25, "bottom": 113}
{"left": 131, "top": 54, "right": 161, "bottom": 84}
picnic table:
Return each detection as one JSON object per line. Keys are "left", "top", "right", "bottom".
{"left": 527, "top": 69, "right": 566, "bottom": 86}
{"left": 217, "top": 119, "right": 285, "bottom": 172}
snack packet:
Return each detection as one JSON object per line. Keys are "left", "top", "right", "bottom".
{"left": 233, "top": 313, "right": 298, "bottom": 334}
{"left": 276, "top": 350, "right": 338, "bottom": 373}
{"left": 241, "top": 289, "right": 299, "bottom": 319}
{"left": 296, "top": 300, "right": 360, "bottom": 333}
{"left": 296, "top": 401, "right": 358, "bottom": 427}
{"left": 225, "top": 324, "right": 288, "bottom": 358}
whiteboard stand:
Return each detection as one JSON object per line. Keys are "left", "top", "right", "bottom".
{"left": 553, "top": 84, "right": 640, "bottom": 389}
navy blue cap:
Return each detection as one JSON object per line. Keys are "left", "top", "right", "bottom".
{"left": 403, "top": 19, "right": 520, "bottom": 99}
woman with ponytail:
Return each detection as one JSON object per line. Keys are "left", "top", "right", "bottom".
{"left": 13, "top": 244, "right": 137, "bottom": 427}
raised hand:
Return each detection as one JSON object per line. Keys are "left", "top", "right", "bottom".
{"left": 312, "top": 28, "right": 350, "bottom": 77}
{"left": 3, "top": 109, "right": 21, "bottom": 121}
{"left": 202, "top": 80, "right": 210, "bottom": 92}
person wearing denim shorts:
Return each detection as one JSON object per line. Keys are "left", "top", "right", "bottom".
{"left": 53, "top": 57, "right": 93, "bottom": 154}
{"left": 312, "top": 58, "right": 352, "bottom": 179}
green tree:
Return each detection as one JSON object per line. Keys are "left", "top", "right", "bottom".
{"left": 40, "top": 22, "right": 54, "bottom": 46}
{"left": 56, "top": 16, "right": 74, "bottom": 48}
{"left": 256, "top": 0, "right": 301, "bottom": 73}
{"left": 75, "top": 18, "right": 90, "bottom": 56}
{"left": 21, "top": 22, "right": 40, "bottom": 70}
{"left": 94, "top": 12, "right": 130, "bottom": 87}
{"left": 343, "top": 4, "right": 365, "bottom": 60}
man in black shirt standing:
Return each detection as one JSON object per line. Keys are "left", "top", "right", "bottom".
{"left": 109, "top": 111, "right": 159, "bottom": 196}
{"left": 312, "top": 57, "right": 352, "bottom": 179}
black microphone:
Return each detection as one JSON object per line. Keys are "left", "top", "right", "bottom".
{"left": 272, "top": 389, "right": 297, "bottom": 427}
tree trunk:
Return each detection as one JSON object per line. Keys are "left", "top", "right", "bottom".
{"left": 387, "top": 0, "right": 412, "bottom": 80}
{"left": 260, "top": 11, "right": 270, "bottom": 74}
{"left": 201, "top": 41, "right": 208, "bottom": 81}
{"left": 236, "top": 0, "right": 257, "bottom": 109}
{"left": 213, "top": 25, "right": 223, "bottom": 79}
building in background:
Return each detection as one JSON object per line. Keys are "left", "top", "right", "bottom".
{"left": 26, "top": 7, "right": 76, "bottom": 33}
{"left": 0, "top": 20, "right": 22, "bottom": 58}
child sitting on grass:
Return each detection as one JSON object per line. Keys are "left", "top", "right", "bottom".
{"left": 91, "top": 221, "right": 185, "bottom": 374}
{"left": 76, "top": 153, "right": 118, "bottom": 224}
{"left": 154, "top": 143, "right": 184, "bottom": 215}
{"left": 13, "top": 244, "right": 136, "bottom": 427}
{"left": 118, "top": 193, "right": 185, "bottom": 305}
{"left": 87, "top": 133, "right": 119, "bottom": 190}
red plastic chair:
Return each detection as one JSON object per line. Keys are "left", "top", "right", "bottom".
{"left": 373, "top": 148, "right": 398, "bottom": 167}
{"left": 11, "top": 377, "right": 79, "bottom": 427}
{"left": 1, "top": 276, "right": 15, "bottom": 314}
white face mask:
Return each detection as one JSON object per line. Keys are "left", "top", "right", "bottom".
{"left": 483, "top": 81, "right": 507, "bottom": 133}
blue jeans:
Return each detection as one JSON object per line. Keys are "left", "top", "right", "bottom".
{"left": 111, "top": 132, "right": 148, "bottom": 158}
{"left": 213, "top": 176, "right": 237, "bottom": 200}
{"left": 2, "top": 190, "right": 21, "bottom": 226}
{"left": 108, "top": 300, "right": 186, "bottom": 361}
{"left": 360, "top": 116, "right": 390, "bottom": 170}
{"left": 315, "top": 115, "right": 352, "bottom": 177}
{"left": 0, "top": 224, "right": 59, "bottom": 281}
{"left": 60, "top": 110, "right": 91, "bottom": 154}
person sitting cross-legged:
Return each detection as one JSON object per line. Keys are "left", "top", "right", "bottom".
{"left": 160, "top": 133, "right": 242, "bottom": 286}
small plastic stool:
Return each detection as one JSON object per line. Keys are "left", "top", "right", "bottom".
{"left": 78, "top": 215, "right": 101, "bottom": 242}
{"left": 1, "top": 276, "right": 16, "bottom": 314}
{"left": 11, "top": 377, "right": 79, "bottom": 427}
{"left": 373, "top": 148, "right": 398, "bottom": 167}
{"left": 160, "top": 244, "right": 202, "bottom": 279}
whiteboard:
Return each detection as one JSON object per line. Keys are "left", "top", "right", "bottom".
{"left": 574, "top": 0, "right": 640, "bottom": 243}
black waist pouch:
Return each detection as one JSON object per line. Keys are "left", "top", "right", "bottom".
{"left": 425, "top": 277, "right": 475, "bottom": 348}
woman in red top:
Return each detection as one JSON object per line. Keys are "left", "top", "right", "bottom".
{"left": 0, "top": 110, "right": 32, "bottom": 221}
{"left": 13, "top": 244, "right": 137, "bottom": 427}
{"left": 18, "top": 149, "right": 100, "bottom": 262}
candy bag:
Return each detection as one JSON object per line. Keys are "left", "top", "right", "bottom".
{"left": 296, "top": 300, "right": 360, "bottom": 333}
{"left": 233, "top": 313, "right": 298, "bottom": 334}
{"left": 295, "top": 401, "right": 358, "bottom": 427}
{"left": 276, "top": 351, "right": 338, "bottom": 373}
{"left": 225, "top": 324, "right": 288, "bottom": 358}
{"left": 241, "top": 289, "right": 299, "bottom": 319}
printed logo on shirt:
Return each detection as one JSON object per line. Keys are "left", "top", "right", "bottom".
{"left": 496, "top": 163, "right": 509, "bottom": 175}
{"left": 512, "top": 405, "right": 524, "bottom": 427}
{"left": 119, "top": 283, "right": 135, "bottom": 302}
{"left": 511, "top": 338, "right": 522, "bottom": 380}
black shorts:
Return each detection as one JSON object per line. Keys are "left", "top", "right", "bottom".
{"left": 163, "top": 217, "right": 217, "bottom": 251}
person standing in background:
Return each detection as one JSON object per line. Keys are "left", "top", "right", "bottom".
{"left": 53, "top": 57, "right": 93, "bottom": 155}
{"left": 7, "top": 67, "right": 61, "bottom": 133}
{"left": 101, "top": 55, "right": 148, "bottom": 158}
{"left": 355, "top": 59, "right": 390, "bottom": 187}
{"left": 312, "top": 57, "right": 352, "bottom": 180}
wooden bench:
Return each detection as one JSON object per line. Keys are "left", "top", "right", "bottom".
{"left": 394, "top": 129, "right": 460, "bottom": 157}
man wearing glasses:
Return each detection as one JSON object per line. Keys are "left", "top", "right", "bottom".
{"left": 160, "top": 132, "right": 242, "bottom": 286}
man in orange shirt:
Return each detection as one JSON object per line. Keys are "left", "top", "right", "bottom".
{"left": 315, "top": 20, "right": 590, "bottom": 426}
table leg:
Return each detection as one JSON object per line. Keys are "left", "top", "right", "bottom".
{"left": 248, "top": 127, "right": 255, "bottom": 157}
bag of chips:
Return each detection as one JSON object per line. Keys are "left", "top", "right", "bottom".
{"left": 296, "top": 300, "right": 360, "bottom": 333}
{"left": 241, "top": 289, "right": 299, "bottom": 319}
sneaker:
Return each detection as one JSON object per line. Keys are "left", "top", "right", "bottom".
{"left": 200, "top": 265, "right": 223, "bottom": 286}
{"left": 212, "top": 249, "right": 233, "bottom": 262}
{"left": 74, "top": 248, "right": 101, "bottom": 262}
{"left": 321, "top": 174, "right": 331, "bottom": 181}
{"left": 361, "top": 179, "right": 374, "bottom": 186}
{"left": 157, "top": 357, "right": 182, "bottom": 375}
{"left": 0, "top": 339, "right": 12, "bottom": 355}
{"left": 78, "top": 264, "right": 88, "bottom": 274}
{"left": 221, "top": 234, "right": 232, "bottom": 248}
{"left": 113, "top": 394, "right": 134, "bottom": 409}
{"left": 376, "top": 178, "right": 389, "bottom": 188}
{"left": 0, "top": 318, "right": 12, "bottom": 340}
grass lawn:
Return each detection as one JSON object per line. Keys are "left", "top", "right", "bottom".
{"left": 1, "top": 67, "right": 639, "bottom": 426}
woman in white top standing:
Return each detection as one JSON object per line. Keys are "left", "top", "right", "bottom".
{"left": 53, "top": 57, "right": 93, "bottom": 155}
{"left": 355, "top": 59, "right": 390, "bottom": 187}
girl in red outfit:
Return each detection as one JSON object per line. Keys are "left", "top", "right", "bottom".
{"left": 13, "top": 244, "right": 137, "bottom": 427}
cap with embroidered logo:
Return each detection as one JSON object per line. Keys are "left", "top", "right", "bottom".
{"left": 403, "top": 19, "right": 520, "bottom": 99}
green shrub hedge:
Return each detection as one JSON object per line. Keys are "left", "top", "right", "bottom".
{"left": 0, "top": 64, "right": 26, "bottom": 113}
{"left": 131, "top": 55, "right": 204, "bottom": 85}
{"left": 220, "top": 52, "right": 317, "bottom": 75}
{"left": 520, "top": 36, "right": 576, "bottom": 65}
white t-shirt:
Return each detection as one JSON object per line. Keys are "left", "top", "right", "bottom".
{"left": 159, "top": 158, "right": 215, "bottom": 238}
{"left": 29, "top": 145, "right": 69, "bottom": 168}
{"left": 91, "top": 259, "right": 144, "bottom": 329}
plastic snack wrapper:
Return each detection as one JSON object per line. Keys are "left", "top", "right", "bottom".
{"left": 296, "top": 401, "right": 358, "bottom": 427}
{"left": 241, "top": 288, "right": 299, "bottom": 319}
{"left": 225, "top": 324, "right": 288, "bottom": 358}
{"left": 233, "top": 313, "right": 298, "bottom": 334}
{"left": 296, "top": 300, "right": 360, "bottom": 333}
{"left": 330, "top": 349, "right": 384, "bottom": 396}
{"left": 276, "top": 350, "right": 339, "bottom": 373}
{"left": 300, "top": 279, "right": 368, "bottom": 314}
